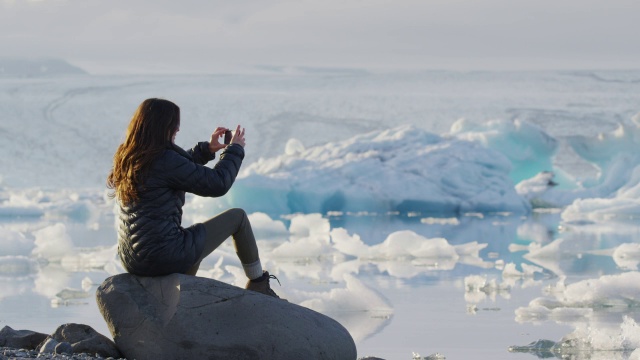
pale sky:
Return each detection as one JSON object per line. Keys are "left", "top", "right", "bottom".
{"left": 1, "top": 0, "right": 638, "bottom": 74}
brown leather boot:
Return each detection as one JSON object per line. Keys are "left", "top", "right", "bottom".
{"left": 245, "top": 271, "right": 282, "bottom": 299}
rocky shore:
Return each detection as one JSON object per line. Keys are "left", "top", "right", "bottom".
{"left": 1, "top": 346, "right": 125, "bottom": 360}
{"left": 1, "top": 347, "right": 392, "bottom": 360}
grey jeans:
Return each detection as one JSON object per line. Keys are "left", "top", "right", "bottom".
{"left": 185, "top": 208, "right": 259, "bottom": 275}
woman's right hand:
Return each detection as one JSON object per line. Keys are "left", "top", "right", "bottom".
{"left": 230, "top": 125, "right": 246, "bottom": 148}
{"left": 208, "top": 127, "right": 229, "bottom": 153}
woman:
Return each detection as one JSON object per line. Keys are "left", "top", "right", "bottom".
{"left": 107, "top": 98, "right": 280, "bottom": 298}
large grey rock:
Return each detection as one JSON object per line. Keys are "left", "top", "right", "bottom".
{"left": 0, "top": 326, "right": 47, "bottom": 349}
{"left": 97, "top": 273, "right": 357, "bottom": 360}
{"left": 38, "top": 323, "right": 121, "bottom": 358}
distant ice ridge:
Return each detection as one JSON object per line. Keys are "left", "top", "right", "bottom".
{"left": 0, "top": 58, "right": 87, "bottom": 77}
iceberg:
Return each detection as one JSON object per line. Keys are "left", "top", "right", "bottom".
{"left": 192, "top": 116, "right": 640, "bottom": 218}
{"left": 219, "top": 125, "right": 530, "bottom": 215}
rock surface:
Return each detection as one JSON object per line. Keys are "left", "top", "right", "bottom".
{"left": 37, "top": 323, "right": 121, "bottom": 359}
{"left": 97, "top": 273, "right": 357, "bottom": 360}
{"left": 0, "top": 326, "right": 47, "bottom": 350}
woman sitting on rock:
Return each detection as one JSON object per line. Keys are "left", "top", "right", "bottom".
{"left": 107, "top": 98, "right": 280, "bottom": 298}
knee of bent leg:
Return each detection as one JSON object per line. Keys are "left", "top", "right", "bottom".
{"left": 227, "top": 207, "right": 248, "bottom": 219}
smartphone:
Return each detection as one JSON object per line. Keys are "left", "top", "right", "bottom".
{"left": 224, "top": 130, "right": 232, "bottom": 144}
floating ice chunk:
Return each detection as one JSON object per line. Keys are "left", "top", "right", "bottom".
{"left": 502, "top": 263, "right": 523, "bottom": 278}
{"left": 0, "top": 255, "right": 39, "bottom": 275}
{"left": 59, "top": 245, "right": 118, "bottom": 271}
{"left": 561, "top": 272, "right": 640, "bottom": 307}
{"left": 295, "top": 274, "right": 393, "bottom": 343}
{"left": 612, "top": 243, "right": 640, "bottom": 270}
{"left": 621, "top": 315, "right": 640, "bottom": 351}
{"left": 30, "top": 222, "right": 118, "bottom": 270}
{"left": 31, "top": 223, "right": 74, "bottom": 261}
{"left": 247, "top": 212, "right": 288, "bottom": 239}
{"left": 223, "top": 265, "right": 248, "bottom": 288}
{"left": 420, "top": 217, "right": 460, "bottom": 225}
{"left": 270, "top": 236, "right": 334, "bottom": 258}
{"left": 334, "top": 229, "right": 454, "bottom": 259}
{"left": 0, "top": 227, "right": 33, "bottom": 256}
{"left": 516, "top": 220, "right": 555, "bottom": 244}
{"left": 55, "top": 287, "right": 91, "bottom": 300}
{"left": 562, "top": 197, "right": 640, "bottom": 224}
{"left": 331, "top": 228, "right": 490, "bottom": 273}
{"left": 519, "top": 316, "right": 640, "bottom": 357}
{"left": 516, "top": 272, "right": 640, "bottom": 324}
{"left": 502, "top": 262, "right": 544, "bottom": 278}
{"left": 453, "top": 241, "right": 487, "bottom": 257}
{"left": 297, "top": 273, "right": 391, "bottom": 312}
{"left": 413, "top": 353, "right": 446, "bottom": 360}
{"left": 331, "top": 228, "right": 370, "bottom": 257}
{"left": 0, "top": 190, "right": 45, "bottom": 217}
{"left": 0, "top": 188, "right": 103, "bottom": 223}
{"left": 103, "top": 260, "right": 124, "bottom": 276}
{"left": 508, "top": 339, "right": 559, "bottom": 357}
{"left": 0, "top": 274, "right": 32, "bottom": 301}
{"left": 0, "top": 205, "right": 43, "bottom": 217}
{"left": 515, "top": 297, "right": 594, "bottom": 323}
{"left": 514, "top": 303, "right": 552, "bottom": 322}
{"left": 289, "top": 213, "right": 330, "bottom": 240}
{"left": 81, "top": 276, "right": 93, "bottom": 292}
{"left": 197, "top": 256, "right": 227, "bottom": 280}
{"left": 270, "top": 214, "right": 333, "bottom": 258}
{"left": 510, "top": 322, "right": 640, "bottom": 359}
{"left": 524, "top": 238, "right": 564, "bottom": 259}
{"left": 464, "top": 275, "right": 511, "bottom": 303}
{"left": 515, "top": 171, "right": 559, "bottom": 207}
{"left": 464, "top": 275, "right": 488, "bottom": 291}
{"left": 33, "top": 264, "right": 72, "bottom": 299}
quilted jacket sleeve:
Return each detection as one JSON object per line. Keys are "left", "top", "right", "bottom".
{"left": 187, "top": 141, "right": 216, "bottom": 165}
{"left": 156, "top": 143, "right": 245, "bottom": 197}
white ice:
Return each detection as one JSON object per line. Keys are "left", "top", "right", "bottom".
{"left": 512, "top": 271, "right": 640, "bottom": 356}
{"left": 2, "top": 70, "right": 640, "bottom": 358}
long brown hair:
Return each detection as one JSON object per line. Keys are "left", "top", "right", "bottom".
{"left": 107, "top": 98, "right": 180, "bottom": 205}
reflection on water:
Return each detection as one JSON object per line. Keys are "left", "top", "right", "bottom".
{"left": 2, "top": 202, "right": 640, "bottom": 359}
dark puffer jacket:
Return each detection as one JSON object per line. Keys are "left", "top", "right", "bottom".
{"left": 116, "top": 142, "right": 244, "bottom": 276}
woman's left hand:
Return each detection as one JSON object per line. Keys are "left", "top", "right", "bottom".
{"left": 208, "top": 127, "right": 229, "bottom": 153}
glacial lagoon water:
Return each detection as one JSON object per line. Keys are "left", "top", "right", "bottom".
{"left": 2, "top": 69, "right": 640, "bottom": 359}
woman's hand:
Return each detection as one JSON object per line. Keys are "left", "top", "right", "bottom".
{"left": 230, "top": 125, "right": 246, "bottom": 148}
{"left": 208, "top": 127, "right": 229, "bottom": 153}
{"left": 208, "top": 125, "right": 246, "bottom": 153}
